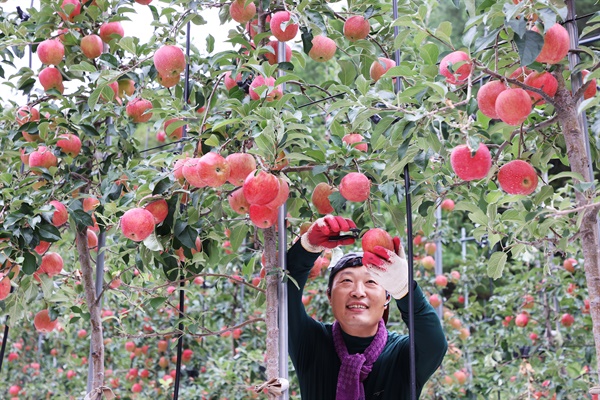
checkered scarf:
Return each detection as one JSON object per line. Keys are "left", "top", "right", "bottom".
{"left": 332, "top": 319, "right": 388, "bottom": 400}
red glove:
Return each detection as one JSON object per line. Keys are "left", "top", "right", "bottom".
{"left": 363, "top": 237, "right": 409, "bottom": 299}
{"left": 300, "top": 215, "right": 357, "bottom": 253}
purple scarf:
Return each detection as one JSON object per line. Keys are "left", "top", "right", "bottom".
{"left": 332, "top": 319, "right": 388, "bottom": 400}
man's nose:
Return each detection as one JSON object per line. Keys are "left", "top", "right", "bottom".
{"left": 350, "top": 282, "right": 367, "bottom": 297}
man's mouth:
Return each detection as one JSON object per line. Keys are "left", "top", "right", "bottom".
{"left": 347, "top": 304, "right": 368, "bottom": 309}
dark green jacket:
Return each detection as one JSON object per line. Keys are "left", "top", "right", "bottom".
{"left": 287, "top": 240, "right": 448, "bottom": 399}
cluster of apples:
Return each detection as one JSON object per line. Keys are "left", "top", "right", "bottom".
{"left": 450, "top": 143, "right": 539, "bottom": 195}
{"left": 119, "top": 198, "right": 169, "bottom": 242}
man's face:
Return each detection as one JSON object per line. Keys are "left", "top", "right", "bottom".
{"left": 328, "top": 265, "right": 388, "bottom": 337}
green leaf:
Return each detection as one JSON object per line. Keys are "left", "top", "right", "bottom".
{"left": 149, "top": 297, "right": 167, "bottom": 309}
{"left": 514, "top": 30, "right": 544, "bottom": 66}
{"left": 338, "top": 60, "right": 357, "bottom": 86}
{"left": 420, "top": 43, "right": 439, "bottom": 66}
{"left": 70, "top": 61, "right": 97, "bottom": 72}
{"left": 206, "top": 34, "right": 215, "bottom": 53}
{"left": 487, "top": 251, "right": 508, "bottom": 279}
{"left": 230, "top": 224, "right": 248, "bottom": 252}
{"left": 175, "top": 222, "right": 197, "bottom": 249}
{"left": 23, "top": 251, "right": 37, "bottom": 275}
{"left": 329, "top": 191, "right": 347, "bottom": 213}
{"left": 72, "top": 209, "right": 94, "bottom": 231}
{"left": 143, "top": 233, "right": 164, "bottom": 252}
{"left": 36, "top": 224, "right": 62, "bottom": 242}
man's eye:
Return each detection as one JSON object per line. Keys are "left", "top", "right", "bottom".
{"left": 366, "top": 280, "right": 378, "bottom": 285}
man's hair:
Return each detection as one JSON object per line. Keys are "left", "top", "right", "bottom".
{"left": 327, "top": 252, "right": 390, "bottom": 324}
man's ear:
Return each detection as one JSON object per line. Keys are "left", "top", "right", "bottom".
{"left": 326, "top": 288, "right": 331, "bottom": 300}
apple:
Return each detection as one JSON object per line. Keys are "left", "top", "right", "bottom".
{"left": 80, "top": 35, "right": 103, "bottom": 59}
{"left": 83, "top": 197, "right": 99, "bottom": 212}
{"left": 182, "top": 158, "right": 207, "bottom": 188}
{"left": 135, "top": 0, "right": 152, "bottom": 4}
{"left": 450, "top": 143, "right": 491, "bottom": 181}
{"left": 158, "top": 340, "right": 168, "bottom": 353}
{"left": 563, "top": 257, "right": 577, "bottom": 273}
{"left": 156, "top": 131, "right": 166, "bottom": 142}
{"left": 157, "top": 72, "right": 180, "bottom": 88}
{"left": 101, "top": 81, "right": 121, "bottom": 104}
{"left": 77, "top": 329, "right": 87, "bottom": 339}
{"left": 582, "top": 70, "right": 597, "bottom": 99}
{"left": 224, "top": 71, "right": 243, "bottom": 91}
{"left": 421, "top": 255, "right": 435, "bottom": 270}
{"left": 140, "top": 369, "right": 150, "bottom": 379}
{"left": 145, "top": 199, "right": 169, "bottom": 224}
{"left": 523, "top": 71, "right": 558, "bottom": 105}
{"left": 265, "top": 177, "right": 289, "bottom": 209}
{"left": 120, "top": 208, "right": 155, "bottom": 242}
{"left": 509, "top": 66, "right": 533, "bottom": 84}
{"left": 164, "top": 118, "right": 184, "bottom": 140}
{"left": 270, "top": 11, "right": 298, "bottom": 42}
{"left": 8, "top": 385, "right": 20, "bottom": 396}
{"left": 424, "top": 242, "right": 436, "bottom": 255}
{"left": 439, "top": 51, "right": 472, "bottom": 84}
{"left": 440, "top": 199, "right": 455, "bottom": 212}
{"left": 311, "top": 182, "right": 336, "bottom": 214}
{"left": 343, "top": 15, "right": 370, "bottom": 41}
{"left": 361, "top": 228, "right": 394, "bottom": 253}
{"left": 172, "top": 157, "right": 189, "bottom": 184}
{"left": 342, "top": 133, "right": 368, "bottom": 151}
{"left": 249, "top": 204, "right": 279, "bottom": 228}
{"left": 429, "top": 294, "right": 442, "bottom": 308}
{"left": 197, "top": 152, "right": 230, "bottom": 187}
{"left": 308, "top": 36, "right": 337, "bottom": 62}
{"left": 49, "top": 200, "right": 68, "bottom": 226}
{"left": 229, "top": 0, "right": 256, "bottom": 23}
{"left": 39, "top": 67, "right": 64, "bottom": 94}
{"left": 225, "top": 153, "right": 256, "bottom": 186}
{"left": 56, "top": 133, "right": 82, "bottom": 157}
{"left": 16, "top": 105, "right": 40, "bottom": 126}
{"left": 99, "top": 21, "right": 125, "bottom": 43}
{"left": 249, "top": 76, "right": 283, "bottom": 101}
{"left": 273, "top": 149, "right": 289, "bottom": 170}
{"left": 20, "top": 148, "right": 30, "bottom": 165}
{"left": 118, "top": 79, "right": 136, "bottom": 97}
{"left": 34, "top": 309, "right": 59, "bottom": 333}
{"left": 515, "top": 312, "right": 529, "bottom": 327}
{"left": 560, "top": 313, "right": 575, "bottom": 327}
{"left": 87, "top": 229, "right": 98, "bottom": 249}
{"left": 59, "top": 0, "right": 81, "bottom": 22}
{"left": 0, "top": 274, "right": 11, "bottom": 301}
{"left": 264, "top": 40, "right": 292, "bottom": 65}
{"left": 459, "top": 328, "right": 470, "bottom": 340}
{"left": 154, "top": 45, "right": 186, "bottom": 78}
{"left": 339, "top": 172, "right": 370, "bottom": 202}
{"left": 126, "top": 98, "right": 153, "bottom": 123}
{"left": 132, "top": 383, "right": 143, "bottom": 393}
{"left": 434, "top": 274, "right": 448, "bottom": 287}
{"left": 37, "top": 39, "right": 64, "bottom": 66}
{"left": 370, "top": 57, "right": 395, "bottom": 82}
{"left": 449, "top": 318, "right": 462, "bottom": 329}
{"left": 497, "top": 160, "right": 538, "bottom": 195}
{"left": 243, "top": 170, "right": 279, "bottom": 205}
{"left": 29, "top": 146, "right": 57, "bottom": 171}
{"left": 34, "top": 240, "right": 51, "bottom": 255}
{"left": 454, "top": 370, "right": 468, "bottom": 385}
{"left": 39, "top": 252, "right": 64, "bottom": 277}
{"left": 450, "top": 270, "right": 461, "bottom": 282}
{"left": 535, "top": 23, "right": 570, "bottom": 64}
{"left": 476, "top": 80, "right": 506, "bottom": 119}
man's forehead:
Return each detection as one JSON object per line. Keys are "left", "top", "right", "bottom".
{"left": 335, "top": 266, "right": 374, "bottom": 278}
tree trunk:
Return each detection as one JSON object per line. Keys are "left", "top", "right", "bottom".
{"left": 75, "top": 229, "right": 105, "bottom": 391}
{"left": 263, "top": 226, "right": 280, "bottom": 399}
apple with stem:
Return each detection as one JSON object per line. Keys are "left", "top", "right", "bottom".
{"left": 361, "top": 228, "right": 394, "bottom": 253}
{"left": 450, "top": 143, "right": 491, "bottom": 181}
{"left": 120, "top": 208, "right": 155, "bottom": 242}
{"left": 154, "top": 45, "right": 186, "bottom": 78}
{"left": 439, "top": 51, "right": 472, "bottom": 84}
{"left": 80, "top": 35, "right": 103, "bottom": 59}
{"left": 99, "top": 21, "right": 125, "bottom": 43}
{"left": 49, "top": 200, "right": 68, "bottom": 227}
{"left": 243, "top": 170, "right": 279, "bottom": 205}
{"left": 34, "top": 309, "right": 59, "bottom": 333}
{"left": 126, "top": 98, "right": 153, "bottom": 123}
{"left": 270, "top": 11, "right": 298, "bottom": 42}
{"left": 497, "top": 160, "right": 538, "bottom": 195}
{"left": 56, "top": 133, "right": 82, "bottom": 157}
{"left": 343, "top": 16, "right": 370, "bottom": 41}
{"left": 308, "top": 36, "right": 337, "bottom": 62}
{"left": 225, "top": 153, "right": 256, "bottom": 186}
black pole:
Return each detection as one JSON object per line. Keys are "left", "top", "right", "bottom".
{"left": 391, "top": 0, "right": 416, "bottom": 398}
{"left": 0, "top": 316, "right": 9, "bottom": 373}
{"left": 173, "top": 20, "right": 193, "bottom": 400}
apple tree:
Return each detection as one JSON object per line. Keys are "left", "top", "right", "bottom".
{"left": 0, "top": 0, "right": 599, "bottom": 398}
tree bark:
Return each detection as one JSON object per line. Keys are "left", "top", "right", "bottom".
{"left": 75, "top": 229, "right": 105, "bottom": 391}
{"left": 263, "top": 226, "right": 280, "bottom": 399}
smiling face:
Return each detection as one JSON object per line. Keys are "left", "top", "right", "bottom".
{"left": 328, "top": 265, "right": 389, "bottom": 337}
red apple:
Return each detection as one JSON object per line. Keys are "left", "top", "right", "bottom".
{"left": 424, "top": 242, "right": 436, "bottom": 255}
{"left": 83, "top": 197, "right": 100, "bottom": 212}
{"left": 37, "top": 39, "right": 65, "bottom": 66}
{"left": 156, "top": 131, "right": 166, "bottom": 142}
{"left": 497, "top": 160, "right": 538, "bottom": 195}
{"left": 8, "top": 385, "right": 20, "bottom": 396}
{"left": 135, "top": 0, "right": 152, "bottom": 4}
{"left": 509, "top": 66, "right": 533, "bottom": 84}
{"left": 225, "top": 153, "right": 256, "bottom": 186}
{"left": 99, "top": 22, "right": 125, "bottom": 43}
{"left": 308, "top": 35, "right": 337, "bottom": 62}
{"left": 126, "top": 98, "right": 153, "bottom": 123}
{"left": 154, "top": 45, "right": 185, "bottom": 78}
{"left": 370, "top": 57, "right": 395, "bottom": 82}
{"left": 224, "top": 71, "right": 243, "bottom": 91}
{"left": 164, "top": 118, "right": 184, "bottom": 140}
{"left": 361, "top": 228, "right": 394, "bottom": 253}
{"left": 29, "top": 146, "right": 58, "bottom": 171}
{"left": 77, "top": 329, "right": 87, "bottom": 339}
{"left": 49, "top": 200, "right": 68, "bottom": 226}
{"left": 515, "top": 312, "right": 529, "bottom": 327}
{"left": 39, "top": 67, "right": 64, "bottom": 94}
{"left": 118, "top": 79, "right": 135, "bottom": 97}
{"left": 439, "top": 51, "right": 472, "bottom": 85}
{"left": 16, "top": 105, "right": 40, "bottom": 126}
{"left": 270, "top": 11, "right": 298, "bottom": 42}
{"left": 264, "top": 40, "right": 292, "bottom": 65}
{"left": 0, "top": 274, "right": 11, "bottom": 301}
{"left": 56, "top": 133, "right": 82, "bottom": 157}
{"left": 34, "top": 240, "right": 51, "bottom": 255}
{"left": 421, "top": 255, "right": 435, "bottom": 270}
{"left": 120, "top": 208, "right": 155, "bottom": 242}
{"left": 59, "top": 0, "right": 81, "bottom": 22}
{"left": 249, "top": 76, "right": 283, "bottom": 101}
{"left": 429, "top": 294, "right": 442, "bottom": 308}
{"left": 523, "top": 71, "right": 558, "bottom": 105}
{"left": 197, "top": 152, "right": 230, "bottom": 187}
{"left": 34, "top": 309, "right": 59, "bottom": 333}
{"left": 157, "top": 72, "right": 180, "bottom": 88}
{"left": 145, "top": 199, "right": 168, "bottom": 224}
{"left": 249, "top": 204, "right": 279, "bottom": 228}
{"left": 477, "top": 80, "right": 507, "bottom": 119}
{"left": 560, "top": 313, "right": 574, "bottom": 327}
{"left": 435, "top": 275, "right": 448, "bottom": 287}
{"left": 343, "top": 16, "right": 370, "bottom": 41}
{"left": 454, "top": 370, "right": 468, "bottom": 385}
{"left": 228, "top": 188, "right": 251, "bottom": 214}
{"left": 342, "top": 133, "right": 368, "bottom": 151}
{"left": 243, "top": 170, "right": 279, "bottom": 205}
{"left": 87, "top": 229, "right": 98, "bottom": 249}
{"left": 563, "top": 257, "right": 577, "bottom": 273}
{"left": 311, "top": 182, "right": 336, "bottom": 214}
{"left": 440, "top": 199, "right": 455, "bottom": 212}
{"left": 229, "top": 0, "right": 256, "bottom": 24}
{"left": 535, "top": 23, "right": 570, "bottom": 64}
{"left": 339, "top": 172, "right": 370, "bottom": 202}
{"left": 582, "top": 70, "right": 597, "bottom": 99}
{"left": 265, "top": 177, "right": 289, "bottom": 209}
{"left": 80, "top": 35, "right": 103, "bottom": 59}
{"left": 172, "top": 157, "right": 188, "bottom": 183}
{"left": 182, "top": 158, "right": 207, "bottom": 188}
{"left": 39, "top": 252, "right": 64, "bottom": 277}
{"left": 450, "top": 143, "right": 491, "bottom": 181}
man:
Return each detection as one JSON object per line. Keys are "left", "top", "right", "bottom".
{"left": 287, "top": 215, "right": 447, "bottom": 399}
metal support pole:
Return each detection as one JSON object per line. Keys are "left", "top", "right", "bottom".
{"left": 434, "top": 206, "right": 443, "bottom": 318}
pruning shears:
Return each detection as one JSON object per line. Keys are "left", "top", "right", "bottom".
{"left": 329, "top": 227, "right": 366, "bottom": 241}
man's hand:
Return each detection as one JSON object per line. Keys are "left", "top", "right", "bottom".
{"left": 300, "top": 215, "right": 357, "bottom": 253}
{"left": 362, "top": 237, "right": 409, "bottom": 299}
